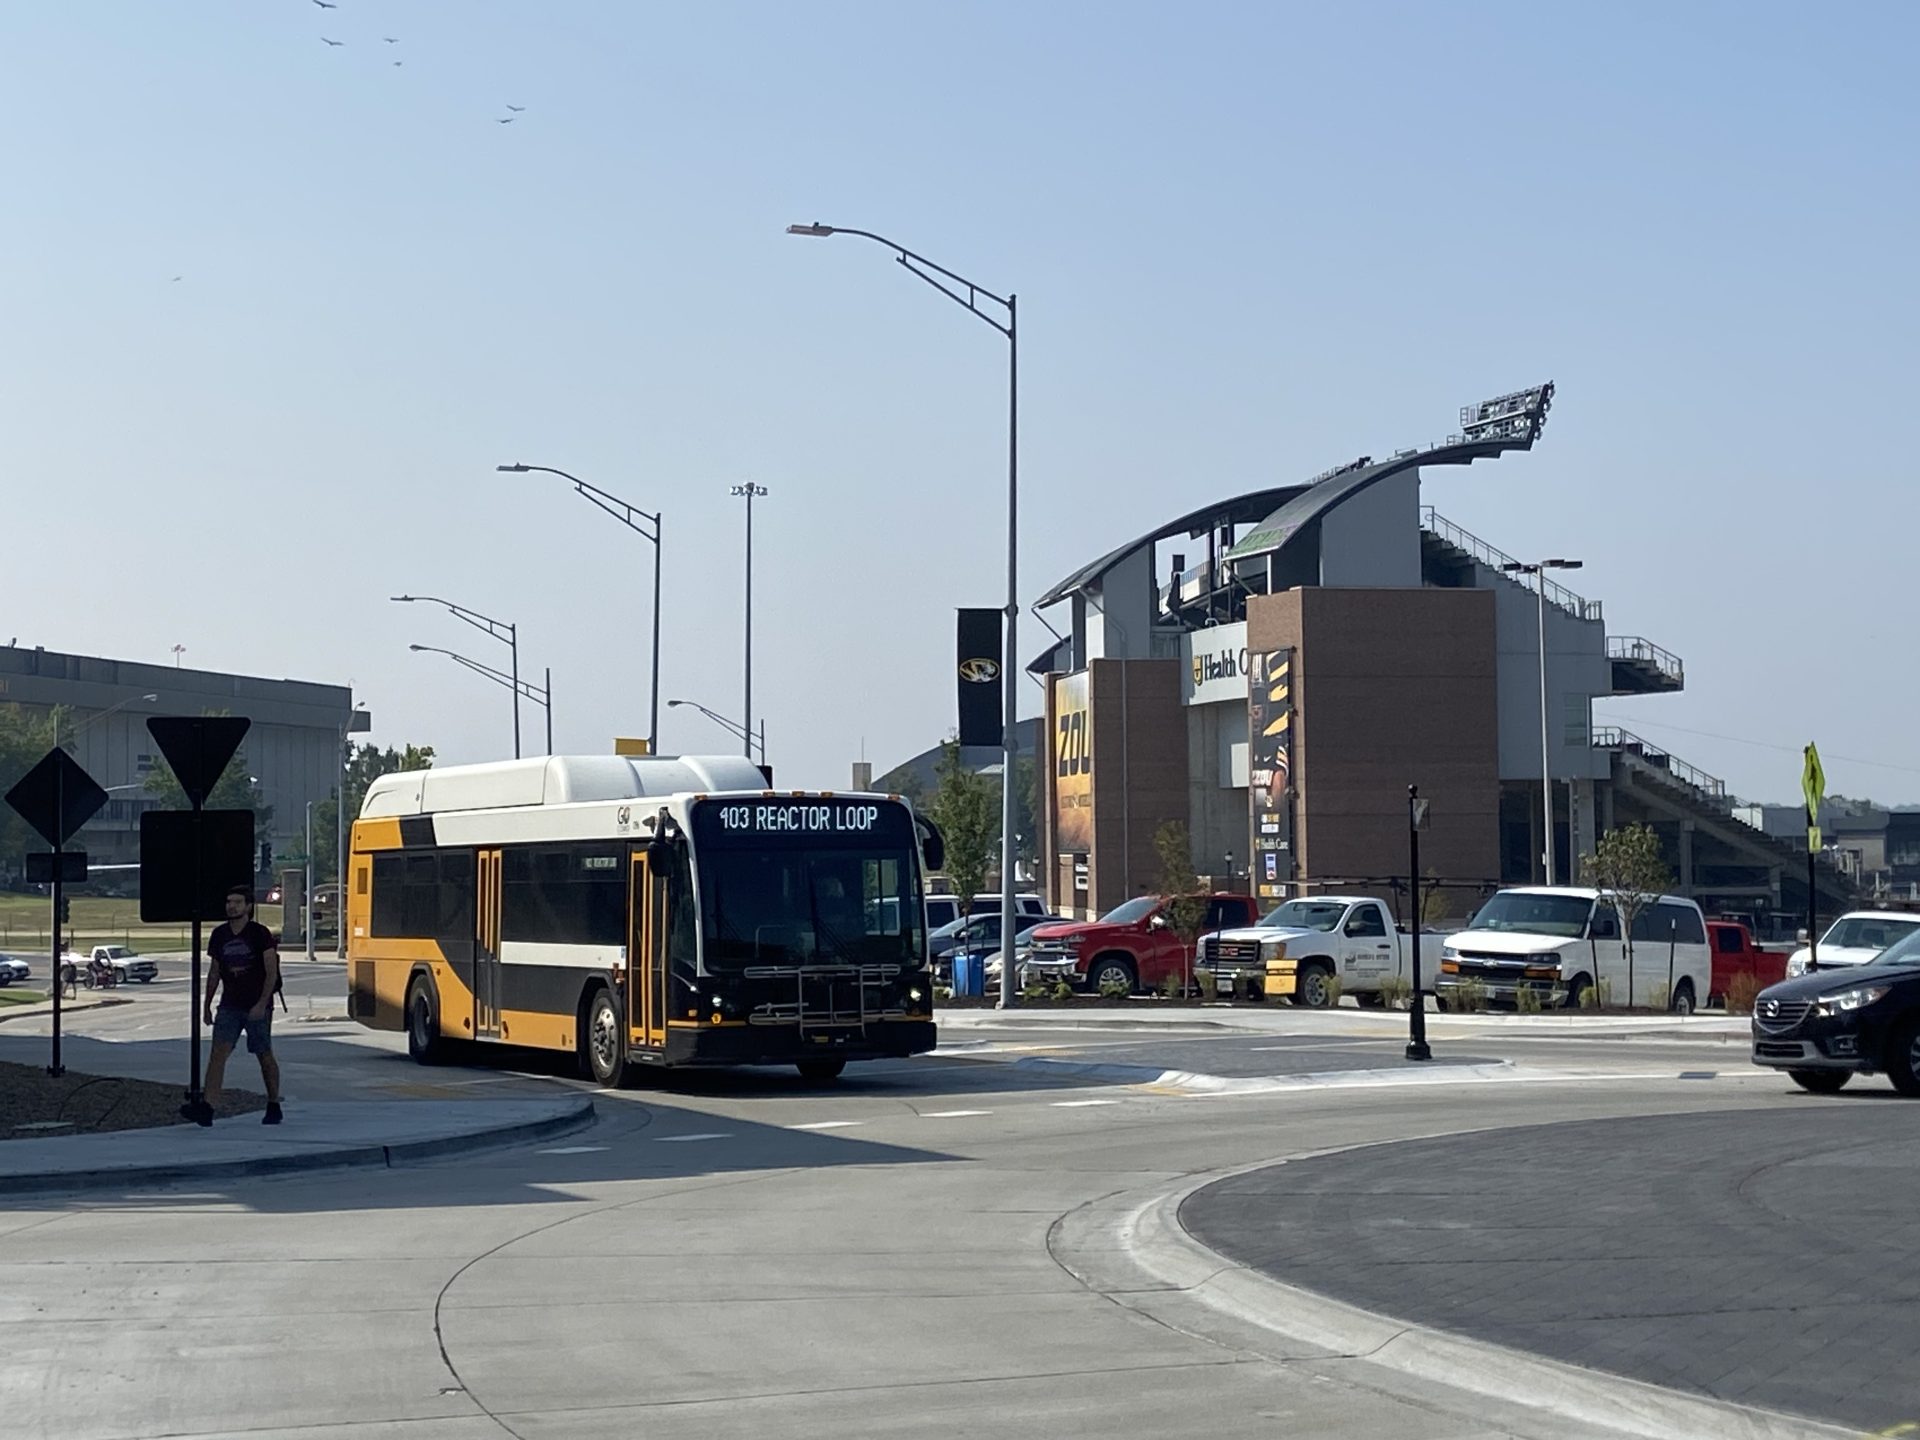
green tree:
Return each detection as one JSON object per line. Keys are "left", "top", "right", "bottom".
{"left": 1579, "top": 822, "right": 1671, "bottom": 1010}
{"left": 0, "top": 705, "right": 60, "bottom": 878}
{"left": 928, "top": 741, "right": 997, "bottom": 918}
{"left": 1154, "top": 820, "right": 1207, "bottom": 995}
{"left": 304, "top": 742, "right": 436, "bottom": 883}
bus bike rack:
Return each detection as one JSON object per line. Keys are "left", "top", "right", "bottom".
{"left": 741, "top": 963, "right": 908, "bottom": 1035}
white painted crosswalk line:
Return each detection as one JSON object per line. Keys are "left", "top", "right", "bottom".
{"left": 789, "top": 1120, "right": 863, "bottom": 1131}
{"left": 923, "top": 1109, "right": 993, "bottom": 1118}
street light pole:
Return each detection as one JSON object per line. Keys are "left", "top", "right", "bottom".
{"left": 667, "top": 698, "right": 767, "bottom": 766}
{"left": 304, "top": 801, "right": 315, "bottom": 961}
{"left": 1501, "top": 558, "right": 1582, "bottom": 884}
{"left": 730, "top": 485, "right": 767, "bottom": 760}
{"left": 408, "top": 647, "right": 552, "bottom": 743}
{"left": 391, "top": 595, "right": 521, "bottom": 759}
{"left": 787, "top": 221, "right": 1020, "bottom": 1010}
{"left": 497, "top": 464, "right": 663, "bottom": 756}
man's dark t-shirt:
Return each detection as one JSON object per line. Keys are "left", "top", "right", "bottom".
{"left": 209, "top": 921, "right": 278, "bottom": 1012}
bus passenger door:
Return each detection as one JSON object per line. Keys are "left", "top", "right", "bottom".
{"left": 475, "top": 849, "right": 503, "bottom": 1039}
{"left": 629, "top": 852, "right": 667, "bottom": 1052}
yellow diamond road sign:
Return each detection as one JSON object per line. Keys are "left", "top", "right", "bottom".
{"left": 1803, "top": 742, "right": 1825, "bottom": 822}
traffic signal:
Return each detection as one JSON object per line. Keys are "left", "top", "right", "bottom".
{"left": 57, "top": 894, "right": 71, "bottom": 925}
{"left": 259, "top": 840, "right": 272, "bottom": 872}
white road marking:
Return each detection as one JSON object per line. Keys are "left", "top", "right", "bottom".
{"left": 539, "top": 1145, "right": 609, "bottom": 1154}
{"left": 653, "top": 1132, "right": 732, "bottom": 1143}
{"left": 922, "top": 1109, "right": 993, "bottom": 1118}
{"left": 789, "top": 1120, "right": 863, "bottom": 1131}
{"left": 1050, "top": 1099, "right": 1119, "bottom": 1108}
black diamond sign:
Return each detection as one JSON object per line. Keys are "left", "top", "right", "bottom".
{"left": 4, "top": 748, "right": 109, "bottom": 850}
{"left": 146, "top": 716, "right": 251, "bottom": 810}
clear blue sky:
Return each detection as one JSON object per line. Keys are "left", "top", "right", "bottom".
{"left": 6, "top": 1, "right": 1917, "bottom": 804}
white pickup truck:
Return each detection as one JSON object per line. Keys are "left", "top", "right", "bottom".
{"left": 1196, "top": 895, "right": 1448, "bottom": 1008}
{"left": 62, "top": 944, "right": 159, "bottom": 985}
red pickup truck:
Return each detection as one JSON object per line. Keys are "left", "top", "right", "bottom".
{"left": 1707, "top": 919, "right": 1788, "bottom": 1006}
{"left": 1018, "top": 893, "right": 1263, "bottom": 994}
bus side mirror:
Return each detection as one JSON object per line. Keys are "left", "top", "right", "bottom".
{"left": 916, "top": 815, "right": 945, "bottom": 873}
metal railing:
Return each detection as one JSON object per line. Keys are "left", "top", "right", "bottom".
{"left": 1592, "top": 726, "right": 1728, "bottom": 805}
{"left": 1420, "top": 508, "right": 1604, "bottom": 622}
{"left": 1607, "top": 636, "right": 1684, "bottom": 686}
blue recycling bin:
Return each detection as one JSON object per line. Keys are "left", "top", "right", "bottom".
{"left": 951, "top": 950, "right": 984, "bottom": 998}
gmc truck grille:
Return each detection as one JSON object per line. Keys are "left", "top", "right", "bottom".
{"left": 1203, "top": 938, "right": 1261, "bottom": 964}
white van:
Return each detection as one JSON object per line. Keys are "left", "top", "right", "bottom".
{"left": 1439, "top": 886, "right": 1710, "bottom": 1013}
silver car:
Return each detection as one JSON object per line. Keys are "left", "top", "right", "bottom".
{"left": 0, "top": 955, "right": 31, "bottom": 986}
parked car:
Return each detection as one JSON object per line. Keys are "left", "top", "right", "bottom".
{"left": 0, "top": 955, "right": 30, "bottom": 986}
{"left": 1784, "top": 910, "right": 1920, "bottom": 978}
{"left": 1707, "top": 919, "right": 1788, "bottom": 1005}
{"left": 930, "top": 911, "right": 1064, "bottom": 967}
{"left": 1751, "top": 928, "right": 1920, "bottom": 1095}
{"left": 1201, "top": 896, "right": 1449, "bottom": 1007}
{"left": 1022, "top": 893, "right": 1263, "bottom": 995}
{"left": 1439, "top": 886, "right": 1710, "bottom": 1012}
{"left": 923, "top": 892, "right": 1049, "bottom": 932}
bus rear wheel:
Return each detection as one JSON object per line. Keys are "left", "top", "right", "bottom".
{"left": 583, "top": 987, "right": 630, "bottom": 1087}
{"left": 796, "top": 1058, "right": 846, "bottom": 1083}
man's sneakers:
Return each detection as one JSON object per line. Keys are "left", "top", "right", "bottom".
{"left": 178, "top": 1100, "right": 214, "bottom": 1128}
{"left": 263, "top": 1101, "right": 283, "bottom": 1126}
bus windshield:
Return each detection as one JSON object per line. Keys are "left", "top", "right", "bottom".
{"left": 691, "top": 799, "right": 925, "bottom": 971}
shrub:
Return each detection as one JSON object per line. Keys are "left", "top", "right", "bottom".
{"left": 1450, "top": 978, "right": 1488, "bottom": 1013}
{"left": 1514, "top": 984, "right": 1544, "bottom": 1014}
{"left": 1160, "top": 970, "right": 1186, "bottom": 1001}
{"left": 1050, "top": 979, "right": 1075, "bottom": 1004}
{"left": 1726, "top": 973, "right": 1761, "bottom": 1015}
{"left": 1098, "top": 974, "right": 1132, "bottom": 1001}
{"left": 1377, "top": 976, "right": 1412, "bottom": 1009}
{"left": 1649, "top": 983, "right": 1672, "bottom": 1013}
{"left": 1322, "top": 974, "right": 1344, "bottom": 1008}
{"left": 1197, "top": 972, "right": 1219, "bottom": 1002}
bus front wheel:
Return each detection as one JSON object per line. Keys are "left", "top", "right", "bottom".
{"left": 796, "top": 1058, "right": 846, "bottom": 1083}
{"left": 583, "top": 987, "right": 630, "bottom": 1087}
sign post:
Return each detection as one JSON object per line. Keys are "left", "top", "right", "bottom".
{"left": 143, "top": 716, "right": 251, "bottom": 1117}
{"left": 5, "top": 750, "right": 108, "bottom": 1077}
{"left": 1803, "top": 743, "right": 1824, "bottom": 973}
{"left": 1406, "top": 785, "right": 1432, "bottom": 1062}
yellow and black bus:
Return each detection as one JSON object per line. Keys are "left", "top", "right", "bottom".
{"left": 346, "top": 754, "right": 939, "bottom": 1083}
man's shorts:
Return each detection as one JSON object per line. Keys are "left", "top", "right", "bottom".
{"left": 212, "top": 1007, "right": 272, "bottom": 1055}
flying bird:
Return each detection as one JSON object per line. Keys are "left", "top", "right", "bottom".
{"left": 496, "top": 116, "right": 516, "bottom": 123}
{"left": 313, "top": 0, "right": 336, "bottom": 8}
{"left": 392, "top": 60, "right": 402, "bottom": 67}
{"left": 171, "top": 275, "right": 183, "bottom": 282}
{"left": 321, "top": 36, "right": 343, "bottom": 46}
{"left": 384, "top": 36, "right": 400, "bottom": 43}
{"left": 505, "top": 104, "right": 525, "bottom": 112}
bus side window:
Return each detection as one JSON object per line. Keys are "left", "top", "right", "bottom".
{"left": 664, "top": 844, "right": 698, "bottom": 983}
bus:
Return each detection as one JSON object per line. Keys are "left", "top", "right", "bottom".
{"left": 346, "top": 754, "right": 941, "bottom": 1083}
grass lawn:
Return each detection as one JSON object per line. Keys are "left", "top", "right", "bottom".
{"left": 0, "top": 989, "right": 48, "bottom": 1007}
{"left": 0, "top": 894, "right": 286, "bottom": 952}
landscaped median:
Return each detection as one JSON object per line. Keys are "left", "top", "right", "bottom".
{"left": 2, "top": 1059, "right": 265, "bottom": 1140}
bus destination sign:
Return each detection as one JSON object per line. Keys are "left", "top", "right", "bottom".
{"left": 713, "top": 801, "right": 886, "bottom": 834}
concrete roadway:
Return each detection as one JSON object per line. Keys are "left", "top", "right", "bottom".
{"left": 0, "top": 995, "right": 1901, "bottom": 1439}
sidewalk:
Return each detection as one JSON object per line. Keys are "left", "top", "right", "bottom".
{"left": 0, "top": 1095, "right": 595, "bottom": 1195}
{"left": 935, "top": 1004, "right": 1752, "bottom": 1039}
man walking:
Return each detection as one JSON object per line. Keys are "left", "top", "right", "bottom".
{"left": 195, "top": 885, "right": 283, "bottom": 1126}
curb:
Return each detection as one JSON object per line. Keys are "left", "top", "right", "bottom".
{"left": 0, "top": 996, "right": 131, "bottom": 1026}
{"left": 0, "top": 1097, "right": 595, "bottom": 1197}
{"left": 932, "top": 1050, "right": 1524, "bottom": 1094}
{"left": 1052, "top": 1161, "right": 1858, "bottom": 1440}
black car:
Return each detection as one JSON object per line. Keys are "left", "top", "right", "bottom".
{"left": 1750, "top": 930, "right": 1920, "bottom": 1095}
